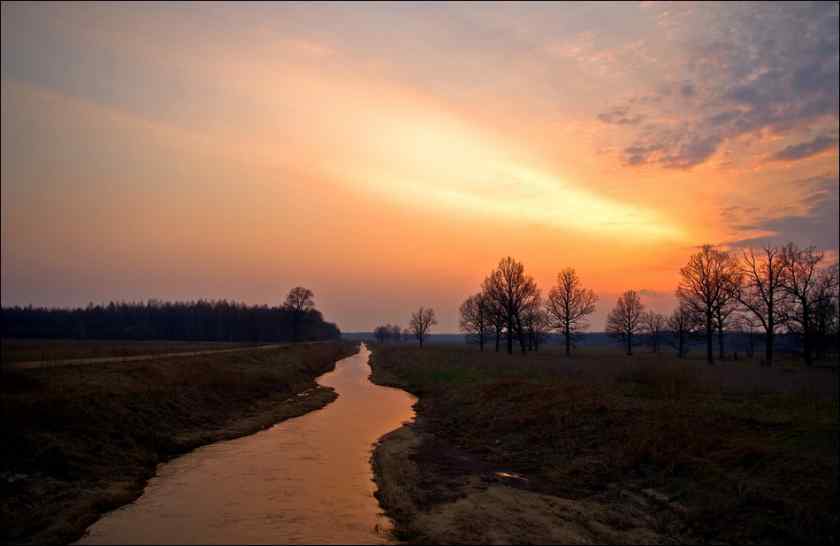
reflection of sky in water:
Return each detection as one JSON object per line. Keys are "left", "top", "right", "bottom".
{"left": 77, "top": 345, "right": 415, "bottom": 545}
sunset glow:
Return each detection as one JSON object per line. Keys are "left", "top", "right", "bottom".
{"left": 2, "top": 1, "right": 838, "bottom": 330}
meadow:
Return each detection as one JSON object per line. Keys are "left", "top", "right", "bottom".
{"left": 369, "top": 343, "right": 839, "bottom": 544}
{"left": 1, "top": 341, "right": 358, "bottom": 545}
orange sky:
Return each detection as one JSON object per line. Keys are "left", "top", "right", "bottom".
{"left": 2, "top": 2, "right": 838, "bottom": 331}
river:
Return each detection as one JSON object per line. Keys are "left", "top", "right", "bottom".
{"left": 77, "top": 344, "right": 415, "bottom": 544}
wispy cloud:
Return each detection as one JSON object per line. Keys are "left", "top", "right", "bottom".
{"left": 599, "top": 2, "right": 839, "bottom": 170}
{"left": 727, "top": 175, "right": 839, "bottom": 251}
{"left": 770, "top": 135, "right": 838, "bottom": 162}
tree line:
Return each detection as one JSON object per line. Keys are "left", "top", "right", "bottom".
{"left": 0, "top": 287, "right": 341, "bottom": 343}
{"left": 373, "top": 306, "right": 438, "bottom": 347}
{"left": 608, "top": 243, "right": 839, "bottom": 365}
{"left": 454, "top": 244, "right": 838, "bottom": 366}
{"left": 458, "top": 257, "right": 596, "bottom": 355}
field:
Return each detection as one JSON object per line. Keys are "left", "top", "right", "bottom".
{"left": 1, "top": 341, "right": 359, "bottom": 545}
{"left": 1, "top": 338, "right": 265, "bottom": 366}
{"left": 369, "top": 344, "right": 839, "bottom": 544}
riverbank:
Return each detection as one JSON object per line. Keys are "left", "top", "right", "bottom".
{"left": 1, "top": 340, "right": 359, "bottom": 545}
{"left": 369, "top": 344, "right": 838, "bottom": 544}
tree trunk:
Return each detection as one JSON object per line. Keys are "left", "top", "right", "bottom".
{"left": 495, "top": 326, "right": 500, "bottom": 352}
{"left": 564, "top": 324, "right": 571, "bottom": 357}
{"left": 766, "top": 330, "right": 774, "bottom": 367}
{"left": 506, "top": 317, "right": 514, "bottom": 355}
{"left": 802, "top": 303, "right": 813, "bottom": 366}
{"left": 678, "top": 330, "right": 684, "bottom": 358}
{"left": 627, "top": 332, "right": 632, "bottom": 356}
{"left": 516, "top": 316, "right": 527, "bottom": 355}
{"left": 706, "top": 312, "right": 714, "bottom": 364}
{"left": 718, "top": 324, "right": 725, "bottom": 360}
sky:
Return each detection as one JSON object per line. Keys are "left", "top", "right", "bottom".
{"left": 2, "top": 1, "right": 838, "bottom": 332}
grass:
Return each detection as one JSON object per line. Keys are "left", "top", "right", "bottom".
{"left": 369, "top": 343, "right": 839, "bottom": 544}
{"left": 1, "top": 338, "right": 264, "bottom": 366}
{"left": 1, "top": 340, "right": 358, "bottom": 545}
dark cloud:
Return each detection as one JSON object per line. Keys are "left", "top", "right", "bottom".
{"left": 771, "top": 134, "right": 838, "bottom": 161}
{"left": 729, "top": 175, "right": 839, "bottom": 251}
{"left": 610, "top": 2, "right": 839, "bottom": 169}
{"left": 597, "top": 106, "right": 644, "bottom": 125}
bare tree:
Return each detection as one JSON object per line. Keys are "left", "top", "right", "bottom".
{"left": 813, "top": 263, "right": 839, "bottom": 360}
{"left": 409, "top": 307, "right": 437, "bottom": 348}
{"left": 736, "top": 245, "right": 787, "bottom": 366}
{"left": 374, "top": 323, "right": 403, "bottom": 344}
{"left": 732, "top": 312, "right": 760, "bottom": 359}
{"left": 714, "top": 291, "right": 740, "bottom": 360}
{"left": 373, "top": 325, "right": 389, "bottom": 344}
{"left": 641, "top": 310, "right": 666, "bottom": 353}
{"left": 667, "top": 303, "right": 698, "bottom": 358}
{"left": 545, "top": 268, "right": 598, "bottom": 356}
{"left": 677, "top": 245, "right": 738, "bottom": 364}
{"left": 781, "top": 244, "right": 829, "bottom": 365}
{"left": 483, "top": 257, "right": 539, "bottom": 355}
{"left": 284, "top": 286, "right": 315, "bottom": 342}
{"left": 606, "top": 290, "right": 644, "bottom": 355}
{"left": 459, "top": 293, "right": 491, "bottom": 351}
{"left": 522, "top": 293, "right": 548, "bottom": 352}
{"left": 485, "top": 290, "right": 506, "bottom": 353}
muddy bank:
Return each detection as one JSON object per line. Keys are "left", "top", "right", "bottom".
{"left": 372, "top": 424, "right": 686, "bottom": 544}
{"left": 1, "top": 341, "right": 358, "bottom": 545}
{"left": 368, "top": 344, "right": 838, "bottom": 545}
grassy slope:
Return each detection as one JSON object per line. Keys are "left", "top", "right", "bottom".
{"left": 1, "top": 340, "right": 358, "bottom": 545}
{"left": 369, "top": 344, "right": 839, "bottom": 544}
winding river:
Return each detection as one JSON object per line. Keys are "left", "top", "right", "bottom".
{"left": 78, "top": 344, "right": 415, "bottom": 544}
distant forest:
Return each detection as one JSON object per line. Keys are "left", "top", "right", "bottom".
{"left": 1, "top": 289, "right": 340, "bottom": 342}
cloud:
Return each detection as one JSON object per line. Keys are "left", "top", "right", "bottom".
{"left": 605, "top": 2, "right": 839, "bottom": 170}
{"left": 770, "top": 135, "right": 838, "bottom": 162}
{"left": 728, "top": 175, "right": 840, "bottom": 251}
{"left": 598, "top": 106, "right": 644, "bottom": 126}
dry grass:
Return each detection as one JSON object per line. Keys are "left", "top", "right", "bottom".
{"left": 369, "top": 343, "right": 839, "bottom": 544}
{"left": 1, "top": 341, "right": 358, "bottom": 545}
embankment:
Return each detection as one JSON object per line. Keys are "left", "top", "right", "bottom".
{"left": 1, "top": 340, "right": 359, "bottom": 545}
{"left": 368, "top": 344, "right": 838, "bottom": 545}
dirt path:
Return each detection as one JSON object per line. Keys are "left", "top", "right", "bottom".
{"left": 11, "top": 342, "right": 327, "bottom": 369}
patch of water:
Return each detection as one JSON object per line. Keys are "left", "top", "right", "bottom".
{"left": 77, "top": 344, "right": 415, "bottom": 544}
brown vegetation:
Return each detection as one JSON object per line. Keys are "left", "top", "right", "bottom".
{"left": 369, "top": 344, "right": 838, "bottom": 544}
{"left": 1, "top": 341, "right": 358, "bottom": 545}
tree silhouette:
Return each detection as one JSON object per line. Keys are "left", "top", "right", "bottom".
{"left": 677, "top": 245, "right": 739, "bottom": 364}
{"left": 641, "top": 310, "right": 666, "bottom": 353}
{"left": 483, "top": 257, "right": 539, "bottom": 355}
{"left": 666, "top": 303, "right": 698, "bottom": 358}
{"left": 781, "top": 244, "right": 833, "bottom": 365}
{"left": 606, "top": 290, "right": 644, "bottom": 355}
{"left": 459, "top": 293, "right": 491, "bottom": 351}
{"left": 546, "top": 268, "right": 597, "bottom": 356}
{"left": 409, "top": 307, "right": 437, "bottom": 347}
{"left": 284, "top": 287, "right": 315, "bottom": 342}
{"left": 736, "top": 245, "right": 786, "bottom": 366}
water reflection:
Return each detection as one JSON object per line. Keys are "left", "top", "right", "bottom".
{"left": 78, "top": 344, "right": 415, "bottom": 544}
